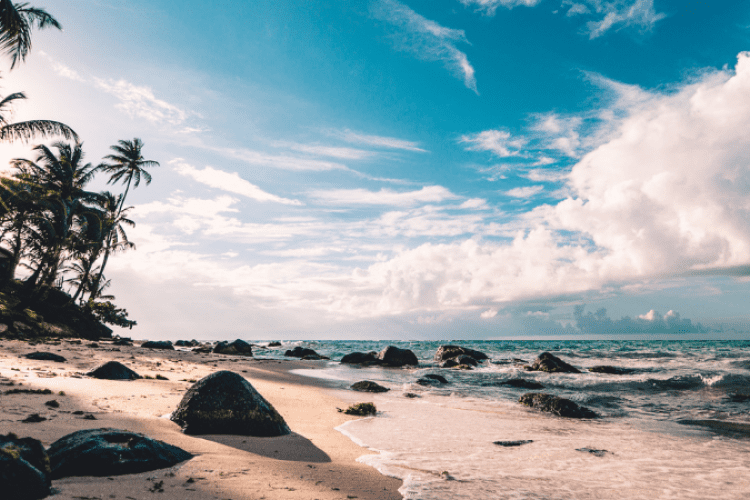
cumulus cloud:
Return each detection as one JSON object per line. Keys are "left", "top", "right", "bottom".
{"left": 371, "top": 0, "right": 478, "bottom": 93}
{"left": 574, "top": 305, "right": 705, "bottom": 333}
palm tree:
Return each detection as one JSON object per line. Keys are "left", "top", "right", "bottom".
{"left": 0, "top": 90, "right": 76, "bottom": 142}
{"left": 0, "top": 0, "right": 61, "bottom": 69}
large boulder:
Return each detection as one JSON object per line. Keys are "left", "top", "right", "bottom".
{"left": 525, "top": 352, "right": 581, "bottom": 374}
{"left": 87, "top": 361, "right": 141, "bottom": 380}
{"left": 518, "top": 393, "right": 597, "bottom": 419}
{"left": 0, "top": 434, "right": 51, "bottom": 500}
{"left": 170, "top": 371, "right": 290, "bottom": 436}
{"left": 213, "top": 339, "right": 253, "bottom": 356}
{"left": 416, "top": 374, "right": 448, "bottom": 386}
{"left": 434, "top": 345, "right": 488, "bottom": 364}
{"left": 48, "top": 428, "right": 192, "bottom": 479}
{"left": 141, "top": 341, "right": 174, "bottom": 350}
{"left": 25, "top": 351, "right": 66, "bottom": 362}
{"left": 350, "top": 380, "right": 390, "bottom": 393}
{"left": 284, "top": 346, "right": 328, "bottom": 359}
{"left": 340, "top": 351, "right": 382, "bottom": 365}
{"left": 377, "top": 346, "right": 418, "bottom": 367}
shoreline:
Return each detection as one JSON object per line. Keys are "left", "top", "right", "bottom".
{"left": 0, "top": 339, "right": 403, "bottom": 500}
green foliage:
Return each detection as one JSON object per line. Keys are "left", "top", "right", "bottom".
{"left": 85, "top": 299, "right": 136, "bottom": 329}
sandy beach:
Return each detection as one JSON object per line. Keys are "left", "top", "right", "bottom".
{"left": 0, "top": 339, "right": 403, "bottom": 500}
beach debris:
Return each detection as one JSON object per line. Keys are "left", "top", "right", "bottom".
{"left": 171, "top": 370, "right": 291, "bottom": 436}
{"left": 21, "top": 414, "right": 47, "bottom": 423}
{"left": 416, "top": 374, "right": 448, "bottom": 386}
{"left": 24, "top": 351, "right": 66, "bottom": 362}
{"left": 588, "top": 365, "right": 635, "bottom": 375}
{"left": 494, "top": 440, "right": 533, "bottom": 447}
{"left": 213, "top": 339, "right": 253, "bottom": 356}
{"left": 0, "top": 433, "right": 51, "bottom": 500}
{"left": 434, "top": 345, "right": 488, "bottom": 365}
{"left": 519, "top": 393, "right": 598, "bottom": 419}
{"left": 576, "top": 447, "right": 609, "bottom": 457}
{"left": 350, "top": 380, "right": 389, "bottom": 393}
{"left": 87, "top": 361, "right": 141, "bottom": 380}
{"left": 524, "top": 352, "right": 581, "bottom": 374}
{"left": 140, "top": 341, "right": 174, "bottom": 350}
{"left": 284, "top": 346, "right": 328, "bottom": 359}
{"left": 439, "top": 354, "right": 478, "bottom": 368}
{"left": 44, "top": 400, "right": 59, "bottom": 408}
{"left": 377, "top": 346, "right": 419, "bottom": 367}
{"left": 340, "top": 351, "right": 382, "bottom": 366}
{"left": 48, "top": 428, "right": 193, "bottom": 479}
{"left": 338, "top": 402, "right": 377, "bottom": 416}
{"left": 496, "top": 378, "right": 544, "bottom": 390}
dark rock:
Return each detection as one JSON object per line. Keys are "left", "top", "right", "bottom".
{"left": 285, "top": 346, "right": 323, "bottom": 358}
{"left": 350, "top": 381, "right": 389, "bottom": 393}
{"left": 112, "top": 339, "right": 132, "bottom": 346}
{"left": 340, "top": 351, "right": 382, "bottom": 365}
{"left": 301, "top": 354, "right": 326, "bottom": 360}
{"left": 519, "top": 393, "right": 597, "bottom": 419}
{"left": 440, "top": 355, "right": 478, "bottom": 368}
{"left": 0, "top": 433, "right": 51, "bottom": 500}
{"left": 494, "top": 440, "right": 533, "bottom": 447}
{"left": 588, "top": 365, "right": 635, "bottom": 375}
{"left": 525, "top": 352, "right": 581, "bottom": 374}
{"left": 423, "top": 374, "right": 448, "bottom": 383}
{"left": 44, "top": 400, "right": 59, "bottom": 408}
{"left": 87, "top": 361, "right": 141, "bottom": 380}
{"left": 403, "top": 392, "right": 420, "bottom": 398}
{"left": 729, "top": 393, "right": 750, "bottom": 403}
{"left": 501, "top": 378, "right": 545, "bottom": 390}
{"left": 174, "top": 340, "right": 195, "bottom": 347}
{"left": 88, "top": 343, "right": 99, "bottom": 348}
{"left": 24, "top": 351, "right": 66, "bottom": 362}
{"left": 48, "top": 428, "right": 193, "bottom": 479}
{"left": 377, "top": 346, "right": 418, "bottom": 367}
{"left": 340, "top": 403, "right": 377, "bottom": 416}
{"left": 213, "top": 339, "right": 253, "bottom": 356}
{"left": 141, "top": 341, "right": 174, "bottom": 350}
{"left": 434, "top": 345, "right": 488, "bottom": 363}
{"left": 170, "top": 371, "right": 290, "bottom": 436}
{"left": 192, "top": 345, "right": 212, "bottom": 353}
{"left": 576, "top": 448, "right": 609, "bottom": 457}
{"left": 416, "top": 374, "right": 448, "bottom": 386}
{"left": 21, "top": 414, "right": 47, "bottom": 423}
{"left": 267, "top": 341, "right": 282, "bottom": 347}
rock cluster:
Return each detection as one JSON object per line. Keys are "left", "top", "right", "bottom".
{"left": 140, "top": 340, "right": 174, "bottom": 350}
{"left": 434, "top": 345, "right": 488, "bottom": 369}
{"left": 518, "top": 393, "right": 597, "bottom": 419}
{"left": 213, "top": 339, "right": 253, "bottom": 356}
{"left": 284, "top": 346, "right": 328, "bottom": 359}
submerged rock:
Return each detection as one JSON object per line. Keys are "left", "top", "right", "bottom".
{"left": 588, "top": 365, "right": 635, "bottom": 375}
{"left": 519, "top": 393, "right": 597, "bottom": 419}
{"left": 377, "top": 346, "right": 418, "bottom": 367}
{"left": 140, "top": 341, "right": 174, "bottom": 350}
{"left": 500, "top": 378, "right": 545, "bottom": 390}
{"left": 340, "top": 351, "right": 382, "bottom": 365}
{"left": 285, "top": 346, "right": 327, "bottom": 359}
{"left": 267, "top": 341, "right": 282, "bottom": 347}
{"left": 440, "top": 355, "right": 478, "bottom": 368}
{"left": 171, "top": 371, "right": 291, "bottom": 436}
{"left": 415, "top": 373, "right": 448, "bottom": 386}
{"left": 434, "top": 345, "right": 488, "bottom": 364}
{"left": 525, "top": 352, "right": 581, "bottom": 374}
{"left": 24, "top": 351, "right": 66, "bottom": 362}
{"left": 48, "top": 428, "right": 192, "bottom": 479}
{"left": 87, "top": 361, "right": 141, "bottom": 380}
{"left": 350, "top": 380, "right": 390, "bottom": 393}
{"left": 0, "top": 433, "right": 51, "bottom": 500}
{"left": 213, "top": 339, "right": 253, "bottom": 356}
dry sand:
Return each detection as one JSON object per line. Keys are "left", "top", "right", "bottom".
{"left": 0, "top": 339, "right": 403, "bottom": 500}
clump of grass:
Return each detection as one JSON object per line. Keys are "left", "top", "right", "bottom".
{"left": 339, "top": 402, "right": 377, "bottom": 416}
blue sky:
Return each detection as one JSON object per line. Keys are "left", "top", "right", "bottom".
{"left": 3, "top": 0, "right": 750, "bottom": 339}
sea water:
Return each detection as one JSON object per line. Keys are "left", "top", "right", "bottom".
{"left": 264, "top": 340, "right": 750, "bottom": 499}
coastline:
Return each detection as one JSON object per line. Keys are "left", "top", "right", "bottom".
{"left": 0, "top": 339, "right": 403, "bottom": 500}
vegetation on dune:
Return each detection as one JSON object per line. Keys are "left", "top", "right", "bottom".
{"left": 0, "top": 1, "right": 156, "bottom": 339}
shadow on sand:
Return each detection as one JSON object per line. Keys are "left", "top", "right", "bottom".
{"left": 197, "top": 431, "right": 331, "bottom": 462}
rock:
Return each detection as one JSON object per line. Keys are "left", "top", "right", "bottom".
{"left": 440, "top": 354, "right": 478, "bottom": 368}
{"left": 403, "top": 392, "right": 420, "bottom": 398}
{"left": 21, "top": 414, "right": 46, "bottom": 423}
{"left": 525, "top": 352, "right": 581, "bottom": 374}
{"left": 141, "top": 341, "right": 174, "bottom": 350}
{"left": 416, "top": 374, "right": 448, "bottom": 386}
{"left": 434, "top": 345, "right": 489, "bottom": 363}
{"left": 494, "top": 440, "right": 533, "bottom": 447}
{"left": 576, "top": 447, "right": 609, "bottom": 457}
{"left": 588, "top": 365, "right": 635, "bottom": 375}
{"left": 0, "top": 433, "right": 51, "bottom": 500}
{"left": 48, "top": 428, "right": 193, "bottom": 479}
{"left": 377, "top": 346, "right": 418, "bottom": 367}
{"left": 267, "top": 341, "right": 282, "bottom": 347}
{"left": 213, "top": 339, "right": 253, "bottom": 356}
{"left": 192, "top": 345, "right": 212, "bottom": 353}
{"left": 284, "top": 346, "right": 326, "bottom": 358}
{"left": 87, "top": 361, "right": 141, "bottom": 380}
{"left": 340, "top": 351, "right": 382, "bottom": 365}
{"left": 501, "top": 378, "right": 545, "bottom": 390}
{"left": 518, "top": 393, "right": 597, "bottom": 419}
{"left": 339, "top": 403, "right": 377, "bottom": 416}
{"left": 44, "top": 400, "right": 59, "bottom": 408}
{"left": 350, "top": 381, "right": 389, "bottom": 393}
{"left": 112, "top": 339, "right": 132, "bottom": 346}
{"left": 301, "top": 354, "right": 324, "bottom": 360}
{"left": 174, "top": 340, "right": 199, "bottom": 347}
{"left": 24, "top": 351, "right": 66, "bottom": 362}
{"left": 170, "top": 371, "right": 290, "bottom": 436}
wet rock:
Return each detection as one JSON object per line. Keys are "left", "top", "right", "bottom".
{"left": 350, "top": 381, "right": 389, "bottom": 393}
{"left": 588, "top": 365, "right": 635, "bottom": 375}
{"left": 24, "top": 351, "right": 66, "bottom": 362}
{"left": 500, "top": 378, "right": 545, "bottom": 390}
{"left": 112, "top": 338, "right": 132, "bottom": 346}
{"left": 416, "top": 374, "right": 448, "bottom": 386}
{"left": 340, "top": 351, "right": 382, "bottom": 365}
{"left": 171, "top": 371, "right": 290, "bottom": 436}
{"left": 48, "top": 428, "right": 193, "bottom": 479}
{"left": 213, "top": 339, "right": 253, "bottom": 356}
{"left": 267, "top": 341, "right": 282, "bottom": 347}
{"left": 377, "top": 346, "right": 418, "bottom": 367}
{"left": 140, "top": 341, "right": 174, "bottom": 350}
{"left": 403, "top": 392, "right": 420, "bottom": 398}
{"left": 0, "top": 433, "right": 51, "bottom": 500}
{"left": 494, "top": 440, "right": 533, "bottom": 447}
{"left": 525, "top": 352, "right": 581, "bottom": 374}
{"left": 87, "top": 361, "right": 141, "bottom": 380}
{"left": 175, "top": 340, "right": 199, "bottom": 347}
{"left": 285, "top": 346, "right": 326, "bottom": 359}
{"left": 192, "top": 345, "right": 212, "bottom": 353}
{"left": 519, "top": 393, "right": 597, "bottom": 419}
{"left": 728, "top": 393, "right": 750, "bottom": 403}
{"left": 301, "top": 354, "right": 326, "bottom": 360}
{"left": 434, "top": 345, "right": 488, "bottom": 364}
{"left": 576, "top": 448, "right": 609, "bottom": 457}
{"left": 21, "top": 414, "right": 46, "bottom": 423}
{"left": 440, "top": 354, "right": 478, "bottom": 368}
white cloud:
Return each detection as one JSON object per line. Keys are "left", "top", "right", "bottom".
{"left": 94, "top": 77, "right": 188, "bottom": 125}
{"left": 171, "top": 159, "right": 302, "bottom": 205}
{"left": 371, "top": 0, "right": 478, "bottom": 93}
{"left": 310, "top": 186, "right": 459, "bottom": 206}
{"left": 461, "top": 129, "right": 528, "bottom": 157}
{"left": 285, "top": 144, "right": 374, "bottom": 160}
{"left": 459, "top": 0, "right": 541, "bottom": 16}
{"left": 335, "top": 129, "right": 427, "bottom": 152}
{"left": 204, "top": 144, "right": 351, "bottom": 172}
{"left": 481, "top": 308, "right": 499, "bottom": 319}
{"left": 505, "top": 185, "right": 545, "bottom": 198}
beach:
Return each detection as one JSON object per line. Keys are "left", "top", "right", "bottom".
{"left": 0, "top": 339, "right": 403, "bottom": 500}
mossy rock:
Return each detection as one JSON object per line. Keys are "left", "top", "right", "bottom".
{"left": 350, "top": 381, "right": 389, "bottom": 393}
{"left": 0, "top": 433, "right": 51, "bottom": 500}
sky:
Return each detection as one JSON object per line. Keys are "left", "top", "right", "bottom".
{"left": 2, "top": 0, "right": 750, "bottom": 340}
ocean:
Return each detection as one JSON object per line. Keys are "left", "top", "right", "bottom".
{"left": 259, "top": 340, "right": 750, "bottom": 499}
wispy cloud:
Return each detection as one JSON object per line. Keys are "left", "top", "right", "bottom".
{"left": 505, "top": 185, "right": 545, "bottom": 198}
{"left": 371, "top": 0, "right": 478, "bottom": 93}
{"left": 285, "top": 143, "right": 374, "bottom": 160}
{"left": 334, "top": 129, "right": 428, "bottom": 152}
{"left": 94, "top": 78, "right": 188, "bottom": 125}
{"left": 459, "top": 0, "right": 541, "bottom": 16}
{"left": 460, "top": 129, "right": 528, "bottom": 157}
{"left": 310, "top": 186, "right": 459, "bottom": 206}
{"left": 171, "top": 159, "right": 302, "bottom": 205}
{"left": 201, "top": 144, "right": 351, "bottom": 172}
